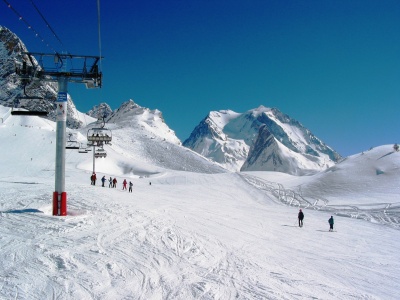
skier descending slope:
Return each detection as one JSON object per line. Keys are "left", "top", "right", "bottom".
{"left": 298, "top": 209, "right": 304, "bottom": 227}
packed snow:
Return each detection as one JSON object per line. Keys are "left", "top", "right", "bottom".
{"left": 0, "top": 106, "right": 399, "bottom": 299}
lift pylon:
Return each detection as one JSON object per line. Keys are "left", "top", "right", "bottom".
{"left": 15, "top": 52, "right": 103, "bottom": 216}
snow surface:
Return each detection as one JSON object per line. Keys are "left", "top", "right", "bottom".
{"left": 0, "top": 107, "right": 399, "bottom": 299}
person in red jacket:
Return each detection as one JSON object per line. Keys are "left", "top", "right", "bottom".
{"left": 122, "top": 179, "right": 127, "bottom": 190}
{"left": 92, "top": 173, "right": 97, "bottom": 186}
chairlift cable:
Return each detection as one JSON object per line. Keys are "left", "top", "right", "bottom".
{"left": 28, "top": 0, "right": 65, "bottom": 49}
{"left": 97, "top": 0, "right": 103, "bottom": 74}
{"left": 2, "top": 0, "right": 58, "bottom": 53}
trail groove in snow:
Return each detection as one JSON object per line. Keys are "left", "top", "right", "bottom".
{"left": 240, "top": 173, "right": 400, "bottom": 229}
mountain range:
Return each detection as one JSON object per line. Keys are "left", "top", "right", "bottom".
{"left": 1, "top": 25, "right": 340, "bottom": 174}
{"left": 183, "top": 107, "right": 341, "bottom": 174}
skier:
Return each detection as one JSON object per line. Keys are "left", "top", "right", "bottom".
{"left": 122, "top": 179, "right": 127, "bottom": 190}
{"left": 328, "top": 216, "right": 334, "bottom": 232}
{"left": 129, "top": 181, "right": 133, "bottom": 193}
{"left": 92, "top": 173, "right": 97, "bottom": 186}
{"left": 112, "top": 178, "right": 117, "bottom": 188}
{"left": 101, "top": 176, "right": 106, "bottom": 187}
{"left": 90, "top": 174, "right": 94, "bottom": 185}
{"left": 108, "top": 176, "right": 112, "bottom": 188}
{"left": 298, "top": 209, "right": 304, "bottom": 227}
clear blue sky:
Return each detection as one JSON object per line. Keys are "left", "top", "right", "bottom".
{"left": 2, "top": 0, "right": 400, "bottom": 156}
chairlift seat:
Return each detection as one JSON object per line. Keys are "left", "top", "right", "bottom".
{"left": 94, "top": 147, "right": 107, "bottom": 158}
{"left": 66, "top": 141, "right": 80, "bottom": 150}
{"left": 94, "top": 152, "right": 107, "bottom": 158}
{"left": 11, "top": 110, "right": 48, "bottom": 116}
{"left": 87, "top": 128, "right": 112, "bottom": 142}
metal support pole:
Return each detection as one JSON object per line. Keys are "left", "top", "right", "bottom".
{"left": 93, "top": 144, "right": 96, "bottom": 174}
{"left": 53, "top": 76, "right": 68, "bottom": 216}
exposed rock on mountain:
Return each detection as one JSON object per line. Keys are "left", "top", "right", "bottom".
{"left": 0, "top": 26, "right": 87, "bottom": 128}
{"left": 184, "top": 106, "right": 341, "bottom": 174}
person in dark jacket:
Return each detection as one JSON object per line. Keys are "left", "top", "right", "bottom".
{"left": 101, "top": 176, "right": 106, "bottom": 187}
{"left": 298, "top": 209, "right": 304, "bottom": 227}
{"left": 129, "top": 181, "right": 133, "bottom": 193}
{"left": 328, "top": 216, "right": 334, "bottom": 231}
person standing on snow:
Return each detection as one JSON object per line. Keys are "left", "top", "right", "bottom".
{"left": 101, "top": 176, "right": 106, "bottom": 187}
{"left": 328, "top": 216, "right": 334, "bottom": 232}
{"left": 93, "top": 173, "right": 97, "bottom": 186}
{"left": 129, "top": 181, "right": 133, "bottom": 193}
{"left": 90, "top": 174, "right": 94, "bottom": 185}
{"left": 298, "top": 209, "right": 304, "bottom": 227}
{"left": 108, "top": 176, "right": 113, "bottom": 188}
{"left": 122, "top": 179, "right": 127, "bottom": 190}
{"left": 112, "top": 178, "right": 117, "bottom": 188}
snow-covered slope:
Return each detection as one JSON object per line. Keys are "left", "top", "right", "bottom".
{"left": 184, "top": 106, "right": 340, "bottom": 174}
{"left": 106, "top": 99, "right": 181, "bottom": 145}
{"left": 0, "top": 107, "right": 399, "bottom": 299}
{"left": 299, "top": 145, "right": 400, "bottom": 204}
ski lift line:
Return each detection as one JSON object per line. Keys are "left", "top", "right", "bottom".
{"left": 28, "top": 0, "right": 65, "bottom": 48}
{"left": 2, "top": 0, "right": 58, "bottom": 53}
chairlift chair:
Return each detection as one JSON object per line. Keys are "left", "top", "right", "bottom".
{"left": 65, "top": 133, "right": 80, "bottom": 150}
{"left": 66, "top": 141, "right": 80, "bottom": 150}
{"left": 78, "top": 143, "right": 88, "bottom": 153}
{"left": 94, "top": 147, "right": 107, "bottom": 158}
{"left": 11, "top": 85, "right": 49, "bottom": 117}
{"left": 87, "top": 128, "right": 112, "bottom": 144}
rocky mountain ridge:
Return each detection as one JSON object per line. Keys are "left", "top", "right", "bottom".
{"left": 184, "top": 106, "right": 341, "bottom": 174}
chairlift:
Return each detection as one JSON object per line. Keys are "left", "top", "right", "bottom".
{"left": 11, "top": 84, "right": 48, "bottom": 117}
{"left": 65, "top": 133, "right": 80, "bottom": 150}
{"left": 87, "top": 128, "right": 112, "bottom": 144}
{"left": 78, "top": 143, "right": 88, "bottom": 153}
{"left": 87, "top": 114, "right": 112, "bottom": 145}
{"left": 94, "top": 147, "right": 107, "bottom": 158}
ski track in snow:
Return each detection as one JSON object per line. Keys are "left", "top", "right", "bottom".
{"left": 1, "top": 173, "right": 399, "bottom": 299}
{"left": 240, "top": 173, "right": 400, "bottom": 229}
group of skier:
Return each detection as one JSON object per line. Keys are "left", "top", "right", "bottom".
{"left": 298, "top": 209, "right": 335, "bottom": 232}
{"left": 91, "top": 173, "right": 133, "bottom": 193}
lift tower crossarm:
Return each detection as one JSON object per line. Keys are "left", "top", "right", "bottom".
{"left": 16, "top": 52, "right": 103, "bottom": 88}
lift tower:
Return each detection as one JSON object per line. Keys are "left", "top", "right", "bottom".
{"left": 15, "top": 52, "right": 102, "bottom": 216}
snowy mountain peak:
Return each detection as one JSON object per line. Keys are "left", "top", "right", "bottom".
{"left": 252, "top": 105, "right": 271, "bottom": 114}
{"left": 0, "top": 25, "right": 27, "bottom": 55}
{"left": 86, "top": 102, "right": 113, "bottom": 119}
{"left": 106, "top": 100, "right": 180, "bottom": 145}
{"left": 184, "top": 106, "right": 341, "bottom": 174}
